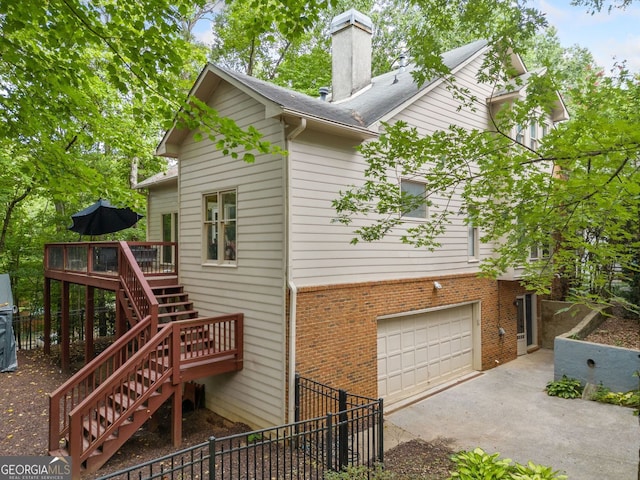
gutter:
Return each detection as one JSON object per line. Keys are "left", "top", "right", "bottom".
{"left": 285, "top": 118, "right": 306, "bottom": 423}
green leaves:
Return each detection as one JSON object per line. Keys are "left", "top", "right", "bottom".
{"left": 449, "top": 448, "right": 568, "bottom": 480}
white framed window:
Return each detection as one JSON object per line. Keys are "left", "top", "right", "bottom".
{"left": 204, "top": 190, "right": 237, "bottom": 264}
{"left": 529, "top": 123, "right": 538, "bottom": 149}
{"left": 529, "top": 244, "right": 550, "bottom": 261}
{"left": 515, "top": 124, "right": 525, "bottom": 144}
{"left": 161, "top": 212, "right": 178, "bottom": 264}
{"left": 468, "top": 224, "right": 479, "bottom": 260}
{"left": 400, "top": 180, "right": 427, "bottom": 218}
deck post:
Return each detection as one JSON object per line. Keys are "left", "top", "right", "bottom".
{"left": 84, "top": 285, "right": 95, "bottom": 363}
{"left": 61, "top": 281, "right": 70, "bottom": 373}
{"left": 171, "top": 385, "right": 183, "bottom": 448}
{"left": 44, "top": 278, "right": 51, "bottom": 355}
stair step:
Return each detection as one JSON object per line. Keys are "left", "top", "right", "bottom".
{"left": 155, "top": 292, "right": 189, "bottom": 300}
{"left": 83, "top": 419, "right": 121, "bottom": 443}
{"left": 110, "top": 393, "right": 150, "bottom": 413}
{"left": 159, "top": 301, "right": 194, "bottom": 310}
{"left": 152, "top": 285, "right": 183, "bottom": 294}
{"left": 125, "top": 379, "right": 166, "bottom": 398}
{"left": 158, "top": 310, "right": 199, "bottom": 321}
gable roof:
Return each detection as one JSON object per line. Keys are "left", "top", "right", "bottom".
{"left": 157, "top": 39, "right": 489, "bottom": 156}
{"left": 134, "top": 164, "right": 178, "bottom": 189}
{"left": 489, "top": 68, "right": 569, "bottom": 122}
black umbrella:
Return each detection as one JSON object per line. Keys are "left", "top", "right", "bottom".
{"left": 69, "top": 199, "right": 143, "bottom": 236}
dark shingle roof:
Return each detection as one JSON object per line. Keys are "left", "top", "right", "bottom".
{"left": 218, "top": 39, "right": 488, "bottom": 129}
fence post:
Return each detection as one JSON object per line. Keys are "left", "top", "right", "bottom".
{"left": 294, "top": 373, "right": 301, "bottom": 423}
{"left": 377, "top": 398, "right": 384, "bottom": 465}
{"left": 326, "top": 413, "right": 333, "bottom": 472}
{"left": 338, "top": 389, "right": 348, "bottom": 470}
{"left": 208, "top": 436, "right": 216, "bottom": 480}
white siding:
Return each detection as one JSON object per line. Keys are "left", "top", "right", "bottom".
{"left": 177, "top": 80, "right": 287, "bottom": 428}
{"left": 145, "top": 183, "right": 178, "bottom": 242}
{"left": 289, "top": 56, "right": 496, "bottom": 286}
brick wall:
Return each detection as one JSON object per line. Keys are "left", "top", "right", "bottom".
{"left": 293, "top": 274, "right": 526, "bottom": 399}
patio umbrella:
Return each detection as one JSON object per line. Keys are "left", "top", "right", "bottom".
{"left": 69, "top": 199, "right": 143, "bottom": 236}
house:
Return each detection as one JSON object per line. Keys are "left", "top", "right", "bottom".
{"left": 138, "top": 10, "right": 568, "bottom": 429}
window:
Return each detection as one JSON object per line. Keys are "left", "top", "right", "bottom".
{"left": 161, "top": 213, "right": 177, "bottom": 264}
{"left": 400, "top": 180, "right": 427, "bottom": 218}
{"left": 529, "top": 123, "right": 538, "bottom": 149}
{"left": 204, "top": 190, "right": 237, "bottom": 264}
{"left": 515, "top": 124, "right": 524, "bottom": 144}
{"left": 529, "top": 244, "right": 550, "bottom": 261}
{"left": 541, "top": 123, "right": 548, "bottom": 139}
{"left": 468, "top": 224, "right": 479, "bottom": 260}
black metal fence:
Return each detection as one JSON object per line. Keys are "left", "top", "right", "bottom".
{"left": 96, "top": 375, "right": 384, "bottom": 480}
{"left": 13, "top": 306, "right": 116, "bottom": 350}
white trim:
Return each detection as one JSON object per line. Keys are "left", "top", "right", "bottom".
{"left": 377, "top": 299, "right": 480, "bottom": 320}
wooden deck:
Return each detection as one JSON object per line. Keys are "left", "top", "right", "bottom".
{"left": 44, "top": 241, "right": 244, "bottom": 478}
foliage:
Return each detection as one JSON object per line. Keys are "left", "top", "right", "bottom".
{"left": 590, "top": 384, "right": 640, "bottom": 411}
{"left": 448, "top": 448, "right": 567, "bottom": 480}
{"left": 333, "top": 4, "right": 640, "bottom": 311}
{"left": 448, "top": 448, "right": 512, "bottom": 479}
{"left": 545, "top": 376, "right": 584, "bottom": 399}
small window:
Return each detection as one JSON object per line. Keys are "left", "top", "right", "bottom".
{"left": 161, "top": 213, "right": 177, "bottom": 264}
{"left": 468, "top": 225, "right": 479, "bottom": 260}
{"left": 541, "top": 123, "right": 548, "bottom": 138}
{"left": 529, "top": 123, "right": 537, "bottom": 149}
{"left": 529, "top": 244, "right": 550, "bottom": 261}
{"left": 400, "top": 180, "right": 427, "bottom": 218}
{"left": 204, "top": 190, "right": 237, "bottom": 264}
{"left": 515, "top": 124, "right": 524, "bottom": 144}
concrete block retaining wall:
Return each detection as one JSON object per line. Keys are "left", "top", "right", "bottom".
{"left": 553, "top": 307, "right": 640, "bottom": 392}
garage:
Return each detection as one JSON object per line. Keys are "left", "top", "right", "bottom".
{"left": 377, "top": 304, "right": 475, "bottom": 405}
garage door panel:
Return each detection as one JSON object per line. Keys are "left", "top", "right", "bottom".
{"left": 378, "top": 305, "right": 474, "bottom": 404}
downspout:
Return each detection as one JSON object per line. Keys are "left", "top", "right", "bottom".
{"left": 285, "top": 118, "right": 306, "bottom": 423}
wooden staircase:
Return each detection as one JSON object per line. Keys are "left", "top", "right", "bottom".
{"left": 48, "top": 242, "right": 243, "bottom": 478}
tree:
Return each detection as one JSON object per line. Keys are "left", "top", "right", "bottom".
{"left": 333, "top": 1, "right": 640, "bottom": 312}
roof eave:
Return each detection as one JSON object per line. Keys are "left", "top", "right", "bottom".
{"left": 377, "top": 44, "right": 491, "bottom": 124}
{"left": 281, "top": 108, "right": 378, "bottom": 140}
{"left": 155, "top": 64, "right": 283, "bottom": 156}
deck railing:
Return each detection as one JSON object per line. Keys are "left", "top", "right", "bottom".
{"left": 48, "top": 319, "right": 154, "bottom": 453}
{"left": 45, "top": 241, "right": 178, "bottom": 277}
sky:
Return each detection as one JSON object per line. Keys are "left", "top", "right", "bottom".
{"left": 193, "top": 1, "right": 640, "bottom": 74}
{"left": 537, "top": 0, "right": 640, "bottom": 73}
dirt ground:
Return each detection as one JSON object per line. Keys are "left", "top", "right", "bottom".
{"left": 0, "top": 315, "right": 636, "bottom": 479}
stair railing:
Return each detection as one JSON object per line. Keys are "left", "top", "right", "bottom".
{"left": 67, "top": 314, "right": 243, "bottom": 473}
{"left": 68, "top": 321, "right": 177, "bottom": 472}
{"left": 49, "top": 243, "right": 159, "bottom": 454}
{"left": 48, "top": 318, "right": 153, "bottom": 453}
{"left": 118, "top": 241, "right": 159, "bottom": 332}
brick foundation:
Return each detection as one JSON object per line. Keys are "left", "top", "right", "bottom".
{"left": 292, "top": 274, "right": 528, "bottom": 399}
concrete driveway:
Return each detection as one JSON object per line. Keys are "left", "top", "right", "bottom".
{"left": 384, "top": 349, "right": 639, "bottom": 480}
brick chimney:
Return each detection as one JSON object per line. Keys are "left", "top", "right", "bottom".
{"left": 330, "top": 9, "right": 373, "bottom": 102}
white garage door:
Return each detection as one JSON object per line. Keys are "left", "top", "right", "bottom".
{"left": 377, "top": 304, "right": 474, "bottom": 405}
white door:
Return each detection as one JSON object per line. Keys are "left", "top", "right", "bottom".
{"left": 377, "top": 305, "right": 474, "bottom": 405}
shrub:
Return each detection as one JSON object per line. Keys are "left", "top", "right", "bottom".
{"left": 448, "top": 448, "right": 512, "bottom": 479}
{"left": 448, "top": 448, "right": 567, "bottom": 480}
{"left": 545, "top": 375, "right": 583, "bottom": 399}
{"left": 591, "top": 384, "right": 640, "bottom": 413}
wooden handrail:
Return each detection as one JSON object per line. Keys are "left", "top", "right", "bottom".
{"left": 118, "top": 242, "right": 159, "bottom": 331}
{"left": 68, "top": 314, "right": 243, "bottom": 465}
{"left": 69, "top": 322, "right": 175, "bottom": 465}
{"left": 48, "top": 318, "right": 153, "bottom": 452}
